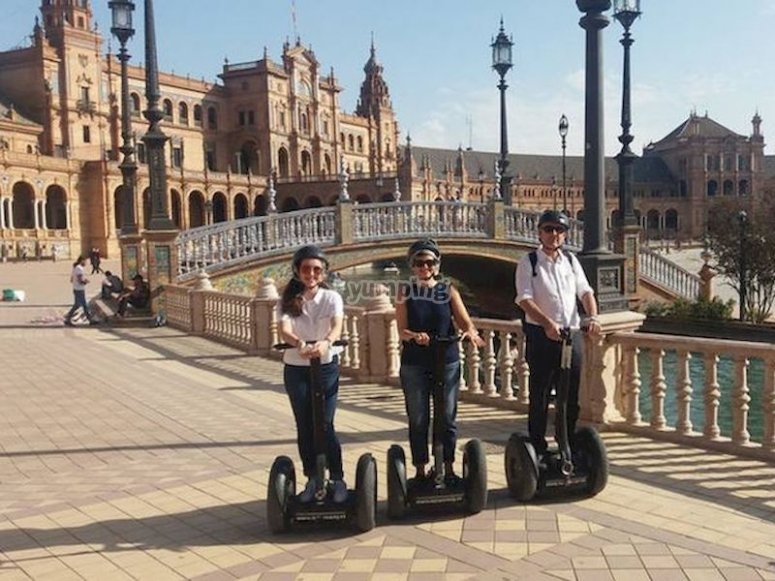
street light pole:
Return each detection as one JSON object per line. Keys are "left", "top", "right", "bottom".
{"left": 142, "top": 0, "right": 175, "bottom": 231}
{"left": 109, "top": 0, "right": 137, "bottom": 235}
{"left": 613, "top": 0, "right": 641, "bottom": 229}
{"left": 738, "top": 210, "right": 748, "bottom": 321}
{"left": 559, "top": 114, "right": 569, "bottom": 214}
{"left": 491, "top": 18, "right": 513, "bottom": 205}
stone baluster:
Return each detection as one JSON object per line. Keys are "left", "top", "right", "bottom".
{"left": 703, "top": 353, "right": 721, "bottom": 440}
{"left": 763, "top": 357, "right": 775, "bottom": 451}
{"left": 466, "top": 339, "right": 481, "bottom": 395}
{"left": 515, "top": 338, "right": 529, "bottom": 406}
{"left": 349, "top": 314, "right": 361, "bottom": 371}
{"left": 500, "top": 331, "right": 515, "bottom": 401}
{"left": 483, "top": 330, "right": 497, "bottom": 396}
{"left": 624, "top": 345, "right": 641, "bottom": 424}
{"left": 732, "top": 355, "right": 751, "bottom": 446}
{"left": 458, "top": 339, "right": 467, "bottom": 392}
{"left": 675, "top": 350, "right": 693, "bottom": 435}
{"left": 650, "top": 349, "right": 666, "bottom": 430}
{"left": 386, "top": 315, "right": 400, "bottom": 380}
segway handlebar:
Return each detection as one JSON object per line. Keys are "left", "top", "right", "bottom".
{"left": 274, "top": 339, "right": 349, "bottom": 350}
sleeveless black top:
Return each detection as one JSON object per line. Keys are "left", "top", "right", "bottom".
{"left": 400, "top": 282, "right": 459, "bottom": 367}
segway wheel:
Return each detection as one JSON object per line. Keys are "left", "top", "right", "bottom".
{"left": 462, "top": 439, "right": 488, "bottom": 514}
{"left": 574, "top": 426, "right": 608, "bottom": 496}
{"left": 267, "top": 455, "right": 295, "bottom": 533}
{"left": 386, "top": 445, "right": 408, "bottom": 519}
{"left": 354, "top": 453, "right": 377, "bottom": 532}
{"left": 504, "top": 433, "right": 538, "bottom": 502}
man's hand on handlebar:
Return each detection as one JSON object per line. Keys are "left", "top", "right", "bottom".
{"left": 461, "top": 330, "right": 485, "bottom": 348}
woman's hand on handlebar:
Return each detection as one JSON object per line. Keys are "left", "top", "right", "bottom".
{"left": 412, "top": 331, "right": 431, "bottom": 346}
{"left": 299, "top": 340, "right": 330, "bottom": 359}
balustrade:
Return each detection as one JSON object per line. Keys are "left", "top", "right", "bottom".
{"left": 160, "top": 281, "right": 775, "bottom": 461}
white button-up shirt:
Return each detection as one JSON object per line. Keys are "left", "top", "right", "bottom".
{"left": 277, "top": 288, "right": 344, "bottom": 366}
{"left": 514, "top": 248, "right": 593, "bottom": 329}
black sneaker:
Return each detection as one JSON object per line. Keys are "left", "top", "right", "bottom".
{"left": 63, "top": 319, "right": 74, "bottom": 327}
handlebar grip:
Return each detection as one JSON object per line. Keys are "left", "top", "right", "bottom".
{"left": 274, "top": 339, "right": 349, "bottom": 351}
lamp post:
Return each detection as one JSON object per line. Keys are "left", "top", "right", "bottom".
{"left": 109, "top": 0, "right": 137, "bottom": 235}
{"left": 558, "top": 114, "right": 569, "bottom": 214}
{"left": 491, "top": 18, "right": 513, "bottom": 205}
{"left": 142, "top": 0, "right": 175, "bottom": 231}
{"left": 576, "top": 0, "right": 628, "bottom": 312}
{"left": 613, "top": 0, "right": 641, "bottom": 229}
{"left": 738, "top": 210, "right": 748, "bottom": 321}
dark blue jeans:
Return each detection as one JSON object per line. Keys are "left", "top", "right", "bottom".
{"left": 524, "top": 324, "right": 582, "bottom": 455}
{"left": 65, "top": 289, "right": 93, "bottom": 323}
{"left": 284, "top": 360, "right": 343, "bottom": 480}
{"left": 400, "top": 362, "right": 460, "bottom": 467}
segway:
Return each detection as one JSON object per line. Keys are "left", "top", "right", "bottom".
{"left": 267, "top": 340, "right": 377, "bottom": 533}
{"left": 504, "top": 328, "right": 608, "bottom": 501}
{"left": 387, "top": 335, "right": 487, "bottom": 518}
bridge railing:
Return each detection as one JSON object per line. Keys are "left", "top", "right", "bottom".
{"left": 638, "top": 246, "right": 701, "bottom": 299}
{"left": 176, "top": 208, "right": 336, "bottom": 279}
{"left": 173, "top": 201, "right": 701, "bottom": 300}
{"left": 352, "top": 201, "right": 489, "bottom": 241}
{"left": 162, "top": 280, "right": 774, "bottom": 461}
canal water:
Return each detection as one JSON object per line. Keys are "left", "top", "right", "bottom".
{"left": 636, "top": 351, "right": 766, "bottom": 443}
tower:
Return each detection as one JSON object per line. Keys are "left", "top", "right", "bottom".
{"left": 355, "top": 38, "right": 399, "bottom": 176}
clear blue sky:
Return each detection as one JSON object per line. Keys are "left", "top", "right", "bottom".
{"left": 3, "top": 1, "right": 775, "bottom": 157}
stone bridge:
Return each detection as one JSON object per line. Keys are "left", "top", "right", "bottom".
{"left": 173, "top": 200, "right": 702, "bottom": 302}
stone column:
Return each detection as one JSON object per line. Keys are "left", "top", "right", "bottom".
{"left": 579, "top": 309, "right": 645, "bottom": 425}
{"left": 253, "top": 277, "right": 280, "bottom": 355}
{"left": 362, "top": 284, "right": 396, "bottom": 383}
{"left": 335, "top": 200, "right": 353, "bottom": 245}
{"left": 486, "top": 198, "right": 505, "bottom": 240}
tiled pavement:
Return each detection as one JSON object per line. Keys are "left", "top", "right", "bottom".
{"left": 1, "top": 260, "right": 775, "bottom": 580}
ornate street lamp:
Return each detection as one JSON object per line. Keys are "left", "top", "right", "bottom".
{"left": 738, "top": 210, "right": 748, "bottom": 321}
{"left": 491, "top": 18, "right": 513, "bottom": 204}
{"left": 558, "top": 114, "right": 569, "bottom": 214}
{"left": 142, "top": 0, "right": 175, "bottom": 231}
{"left": 109, "top": 0, "right": 137, "bottom": 235}
{"left": 613, "top": 0, "right": 641, "bottom": 228}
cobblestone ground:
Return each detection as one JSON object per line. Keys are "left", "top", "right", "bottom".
{"left": 0, "top": 259, "right": 774, "bottom": 580}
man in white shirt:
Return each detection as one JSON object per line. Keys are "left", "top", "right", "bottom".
{"left": 64, "top": 255, "right": 98, "bottom": 326}
{"left": 514, "top": 210, "right": 600, "bottom": 458}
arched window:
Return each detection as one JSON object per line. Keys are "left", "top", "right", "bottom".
{"left": 357, "top": 136, "right": 364, "bottom": 152}
{"left": 277, "top": 147, "right": 289, "bottom": 178}
{"left": 739, "top": 179, "right": 749, "bottom": 195}
{"left": 707, "top": 180, "right": 718, "bottom": 197}
{"left": 178, "top": 102, "right": 189, "bottom": 126}
{"left": 193, "top": 104, "right": 203, "bottom": 126}
{"left": 163, "top": 99, "right": 173, "bottom": 121}
{"left": 207, "top": 106, "right": 217, "bottom": 130}
{"left": 301, "top": 151, "right": 312, "bottom": 175}
{"left": 130, "top": 92, "right": 141, "bottom": 116}
{"left": 723, "top": 180, "right": 734, "bottom": 196}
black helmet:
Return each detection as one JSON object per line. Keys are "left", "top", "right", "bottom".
{"left": 292, "top": 245, "right": 329, "bottom": 274}
{"left": 538, "top": 209, "right": 570, "bottom": 230}
{"left": 407, "top": 238, "right": 440, "bottom": 262}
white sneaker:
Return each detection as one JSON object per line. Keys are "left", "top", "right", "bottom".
{"left": 331, "top": 479, "right": 348, "bottom": 503}
{"left": 299, "top": 479, "right": 317, "bottom": 503}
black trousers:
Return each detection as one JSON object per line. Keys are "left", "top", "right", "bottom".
{"left": 523, "top": 323, "right": 583, "bottom": 455}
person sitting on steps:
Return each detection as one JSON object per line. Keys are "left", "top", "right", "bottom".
{"left": 101, "top": 271, "right": 124, "bottom": 300}
{"left": 117, "top": 274, "right": 150, "bottom": 317}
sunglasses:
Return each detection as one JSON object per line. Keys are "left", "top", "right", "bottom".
{"left": 412, "top": 259, "right": 438, "bottom": 268}
{"left": 541, "top": 225, "right": 567, "bottom": 234}
{"left": 299, "top": 264, "right": 324, "bottom": 275}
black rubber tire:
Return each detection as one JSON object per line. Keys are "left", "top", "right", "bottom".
{"left": 267, "top": 455, "right": 295, "bottom": 533}
{"left": 574, "top": 426, "right": 609, "bottom": 497}
{"left": 386, "top": 444, "right": 407, "bottom": 519}
{"left": 354, "top": 453, "right": 377, "bottom": 532}
{"left": 463, "top": 439, "right": 488, "bottom": 514}
{"left": 504, "top": 432, "right": 538, "bottom": 502}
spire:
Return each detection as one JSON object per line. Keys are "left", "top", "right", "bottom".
{"left": 355, "top": 36, "right": 392, "bottom": 118}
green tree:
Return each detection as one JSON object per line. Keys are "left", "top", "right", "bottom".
{"left": 705, "top": 197, "right": 775, "bottom": 323}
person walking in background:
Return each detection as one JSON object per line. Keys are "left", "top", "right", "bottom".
{"left": 64, "top": 255, "right": 98, "bottom": 326}
{"left": 89, "top": 248, "right": 102, "bottom": 274}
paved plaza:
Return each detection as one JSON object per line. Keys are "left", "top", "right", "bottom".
{"left": 0, "top": 258, "right": 774, "bottom": 580}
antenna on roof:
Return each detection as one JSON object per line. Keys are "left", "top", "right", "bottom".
{"left": 291, "top": 0, "right": 299, "bottom": 43}
{"left": 466, "top": 114, "right": 473, "bottom": 151}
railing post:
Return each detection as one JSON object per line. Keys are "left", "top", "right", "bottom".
{"left": 580, "top": 310, "right": 645, "bottom": 425}
{"left": 361, "top": 284, "right": 396, "bottom": 384}
{"left": 336, "top": 200, "right": 353, "bottom": 245}
{"left": 253, "top": 277, "right": 279, "bottom": 355}
{"left": 189, "top": 271, "right": 212, "bottom": 335}
{"left": 486, "top": 198, "right": 504, "bottom": 240}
